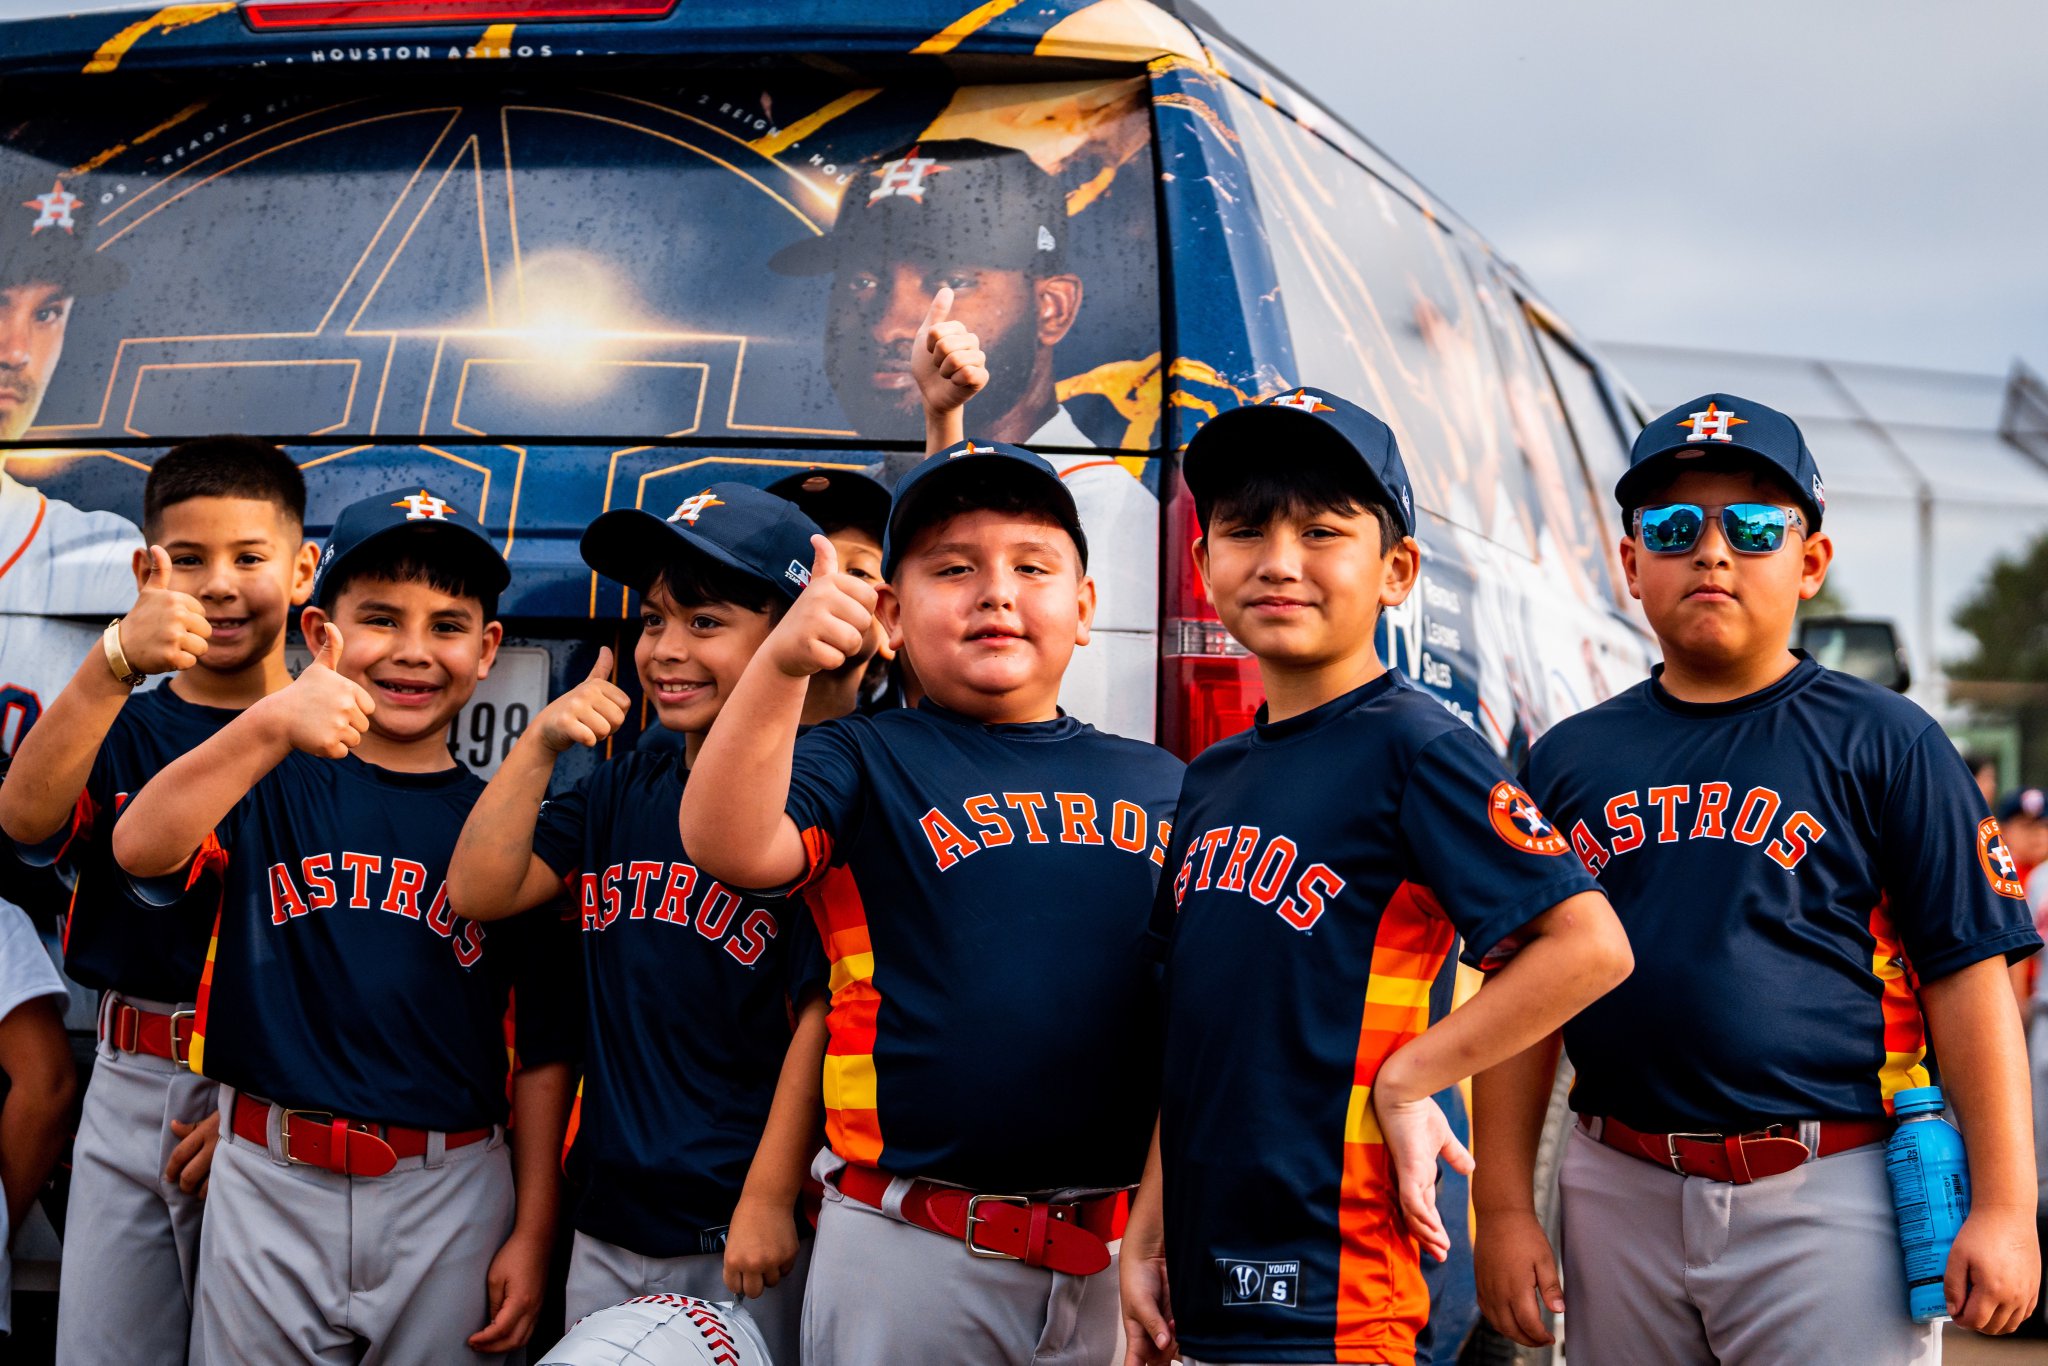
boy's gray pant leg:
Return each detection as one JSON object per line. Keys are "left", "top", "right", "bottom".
{"left": 562, "top": 1230, "right": 809, "bottom": 1365}
{"left": 192, "top": 1091, "right": 515, "bottom": 1365}
{"left": 1560, "top": 1122, "right": 1939, "bottom": 1366}
{"left": 56, "top": 1024, "right": 215, "bottom": 1366}
{"left": 800, "top": 1185, "right": 1118, "bottom": 1366}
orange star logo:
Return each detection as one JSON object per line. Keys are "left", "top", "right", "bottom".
{"left": 1270, "top": 389, "right": 1335, "bottom": 413}
{"left": 1679, "top": 402, "right": 1747, "bottom": 444}
{"left": 392, "top": 490, "right": 455, "bottom": 521}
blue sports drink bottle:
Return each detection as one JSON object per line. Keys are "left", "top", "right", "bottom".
{"left": 1885, "top": 1085, "right": 1970, "bottom": 1323}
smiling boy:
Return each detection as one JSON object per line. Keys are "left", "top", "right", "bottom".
{"left": 680, "top": 296, "right": 1184, "bottom": 1366}
{"left": 448, "top": 483, "right": 829, "bottom": 1358}
{"left": 0, "top": 437, "right": 317, "bottom": 1366}
{"left": 1118, "top": 388, "right": 1631, "bottom": 1366}
{"left": 1477, "top": 395, "right": 2041, "bottom": 1363}
{"left": 112, "top": 487, "right": 573, "bottom": 1363}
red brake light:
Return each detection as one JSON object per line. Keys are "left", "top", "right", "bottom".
{"left": 1158, "top": 476, "right": 1263, "bottom": 761}
{"left": 243, "top": 0, "right": 676, "bottom": 29}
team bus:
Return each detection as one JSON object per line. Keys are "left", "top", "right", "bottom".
{"left": 0, "top": 2, "right": 1656, "bottom": 1358}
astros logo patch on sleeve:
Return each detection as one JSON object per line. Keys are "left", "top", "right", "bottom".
{"left": 1489, "top": 781, "right": 1569, "bottom": 856}
{"left": 1978, "top": 817, "right": 2027, "bottom": 899}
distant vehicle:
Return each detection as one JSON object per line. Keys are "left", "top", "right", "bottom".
{"left": 1, "top": 2, "right": 1655, "bottom": 1358}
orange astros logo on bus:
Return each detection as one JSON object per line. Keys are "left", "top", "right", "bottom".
{"left": 22, "top": 178, "right": 80, "bottom": 234}
{"left": 868, "top": 145, "right": 951, "bottom": 205}
{"left": 1979, "top": 817, "right": 2027, "bottom": 899}
{"left": 1489, "top": 782, "right": 1569, "bottom": 856}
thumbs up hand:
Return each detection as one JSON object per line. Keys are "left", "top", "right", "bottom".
{"left": 911, "top": 286, "right": 988, "bottom": 416}
{"left": 763, "top": 535, "right": 879, "bottom": 679}
{"left": 120, "top": 546, "right": 212, "bottom": 674}
{"left": 536, "top": 646, "right": 632, "bottom": 752}
{"left": 274, "top": 624, "right": 376, "bottom": 759}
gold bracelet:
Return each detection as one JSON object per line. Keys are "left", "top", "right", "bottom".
{"left": 103, "top": 618, "right": 145, "bottom": 687}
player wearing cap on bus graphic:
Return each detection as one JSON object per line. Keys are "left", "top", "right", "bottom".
{"left": 113, "top": 488, "right": 576, "bottom": 1363}
{"left": 1477, "top": 395, "right": 2041, "bottom": 1363}
{"left": 447, "top": 483, "right": 834, "bottom": 1359}
{"left": 680, "top": 292, "right": 1184, "bottom": 1366}
{"left": 1115, "top": 388, "right": 1633, "bottom": 1366}
{"left": 0, "top": 438, "right": 320, "bottom": 1366}
{"left": 775, "top": 138, "right": 1156, "bottom": 736}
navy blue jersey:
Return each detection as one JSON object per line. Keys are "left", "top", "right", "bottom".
{"left": 160, "top": 753, "right": 573, "bottom": 1130}
{"left": 20, "top": 685, "right": 232, "bottom": 1001}
{"left": 782, "top": 700, "right": 1183, "bottom": 1193}
{"left": 1156, "top": 673, "right": 1597, "bottom": 1366}
{"left": 1524, "top": 654, "right": 2041, "bottom": 1132}
{"left": 533, "top": 749, "right": 826, "bottom": 1257}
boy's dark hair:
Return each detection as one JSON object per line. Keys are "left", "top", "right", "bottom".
{"left": 321, "top": 540, "right": 499, "bottom": 622}
{"left": 653, "top": 552, "right": 784, "bottom": 618}
{"left": 1200, "top": 459, "right": 1402, "bottom": 551}
{"left": 1622, "top": 450, "right": 1809, "bottom": 530}
{"left": 142, "top": 436, "right": 306, "bottom": 538}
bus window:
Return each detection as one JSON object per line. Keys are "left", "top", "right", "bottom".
{"left": 1533, "top": 321, "right": 1635, "bottom": 540}
{"left": 1222, "top": 84, "right": 1537, "bottom": 559}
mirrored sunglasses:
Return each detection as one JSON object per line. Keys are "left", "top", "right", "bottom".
{"left": 1634, "top": 502, "right": 1804, "bottom": 556}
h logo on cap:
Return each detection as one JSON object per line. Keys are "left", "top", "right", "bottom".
{"left": 22, "top": 179, "right": 81, "bottom": 235}
{"left": 868, "top": 147, "right": 950, "bottom": 206}
{"left": 669, "top": 491, "right": 724, "bottom": 524}
{"left": 1270, "top": 389, "right": 1335, "bottom": 413}
{"left": 1679, "top": 402, "right": 1747, "bottom": 444}
{"left": 393, "top": 490, "right": 455, "bottom": 521}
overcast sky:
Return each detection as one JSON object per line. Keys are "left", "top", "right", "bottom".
{"left": 1197, "top": 0, "right": 2047, "bottom": 377}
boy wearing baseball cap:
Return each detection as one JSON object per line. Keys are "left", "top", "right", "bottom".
{"left": 447, "top": 482, "right": 830, "bottom": 1358}
{"left": 1478, "top": 395, "right": 2041, "bottom": 1362}
{"left": 766, "top": 466, "right": 895, "bottom": 723}
{"left": 1118, "top": 388, "right": 1632, "bottom": 1366}
{"left": 680, "top": 301, "right": 1184, "bottom": 1366}
{"left": 113, "top": 487, "right": 574, "bottom": 1363}
{"left": 0, "top": 436, "right": 318, "bottom": 1366}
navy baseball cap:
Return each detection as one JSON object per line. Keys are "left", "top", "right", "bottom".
{"left": 582, "top": 482, "right": 823, "bottom": 604}
{"left": 881, "top": 439, "right": 1086, "bottom": 580}
{"left": 769, "top": 139, "right": 1066, "bottom": 278}
{"left": 310, "top": 486, "right": 510, "bottom": 610}
{"left": 766, "top": 466, "right": 891, "bottom": 544}
{"left": 1997, "top": 788, "right": 2046, "bottom": 824}
{"left": 1180, "top": 386, "right": 1416, "bottom": 538}
{"left": 1619, "top": 393, "right": 1826, "bottom": 531}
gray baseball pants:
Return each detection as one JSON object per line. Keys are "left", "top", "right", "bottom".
{"left": 800, "top": 1156, "right": 1122, "bottom": 1366}
{"left": 56, "top": 995, "right": 216, "bottom": 1366}
{"left": 1559, "top": 1120, "right": 1939, "bottom": 1364}
{"left": 563, "top": 1229, "right": 809, "bottom": 1364}
{"left": 191, "top": 1087, "right": 515, "bottom": 1365}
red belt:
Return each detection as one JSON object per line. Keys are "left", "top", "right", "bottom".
{"left": 834, "top": 1164, "right": 1125, "bottom": 1276}
{"left": 1587, "top": 1114, "right": 1893, "bottom": 1184}
{"left": 103, "top": 999, "right": 194, "bottom": 1065}
{"left": 230, "top": 1092, "right": 490, "bottom": 1179}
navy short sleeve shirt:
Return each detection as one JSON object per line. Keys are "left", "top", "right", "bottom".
{"left": 20, "top": 685, "right": 233, "bottom": 1001}
{"left": 168, "top": 753, "right": 573, "bottom": 1131}
{"left": 1155, "top": 672, "right": 1596, "bottom": 1365}
{"left": 1522, "top": 655, "right": 2041, "bottom": 1132}
{"left": 783, "top": 701, "right": 1183, "bottom": 1194}
{"left": 533, "top": 749, "right": 825, "bottom": 1257}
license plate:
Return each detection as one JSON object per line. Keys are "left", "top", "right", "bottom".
{"left": 284, "top": 645, "right": 551, "bottom": 778}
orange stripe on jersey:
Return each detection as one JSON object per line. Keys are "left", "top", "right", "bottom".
{"left": 1869, "top": 897, "right": 1930, "bottom": 1108}
{"left": 0, "top": 494, "right": 47, "bottom": 584}
{"left": 562, "top": 1076, "right": 583, "bottom": 1173}
{"left": 804, "top": 865, "right": 885, "bottom": 1166}
{"left": 186, "top": 831, "right": 230, "bottom": 1076}
{"left": 1335, "top": 881, "right": 1457, "bottom": 1365}
{"left": 800, "top": 824, "right": 835, "bottom": 884}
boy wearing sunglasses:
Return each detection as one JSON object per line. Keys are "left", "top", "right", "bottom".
{"left": 1475, "top": 393, "right": 2042, "bottom": 1362}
